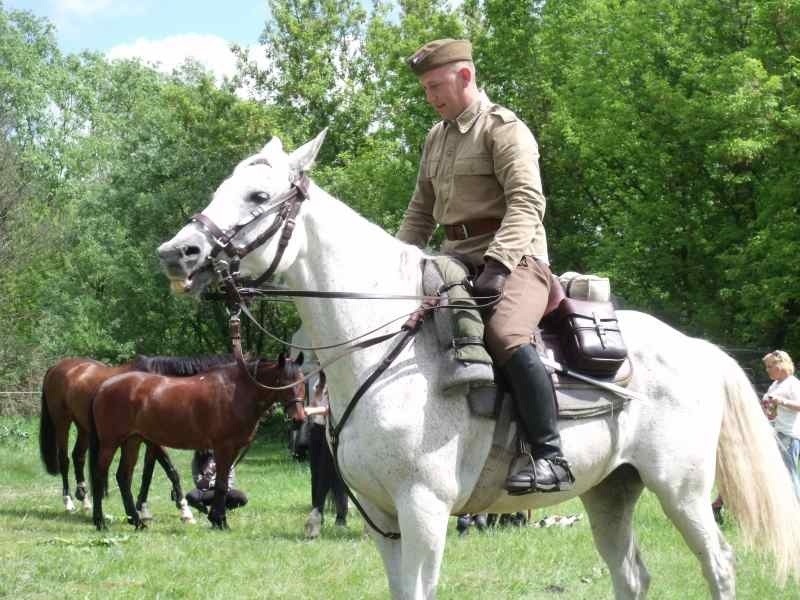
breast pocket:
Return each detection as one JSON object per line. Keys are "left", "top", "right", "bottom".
{"left": 424, "top": 159, "right": 441, "bottom": 180}
{"left": 453, "top": 156, "right": 493, "bottom": 176}
{"left": 453, "top": 156, "right": 498, "bottom": 203}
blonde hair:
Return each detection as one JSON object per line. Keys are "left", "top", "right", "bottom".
{"left": 763, "top": 350, "right": 796, "bottom": 376}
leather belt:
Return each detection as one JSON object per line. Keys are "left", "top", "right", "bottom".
{"left": 443, "top": 218, "right": 502, "bottom": 241}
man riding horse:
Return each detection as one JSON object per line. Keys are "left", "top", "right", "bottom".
{"left": 396, "top": 38, "right": 574, "bottom": 494}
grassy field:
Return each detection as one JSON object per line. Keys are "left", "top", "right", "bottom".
{"left": 1, "top": 415, "right": 797, "bottom": 599}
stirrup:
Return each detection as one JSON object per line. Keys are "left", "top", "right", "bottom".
{"left": 506, "top": 454, "right": 574, "bottom": 496}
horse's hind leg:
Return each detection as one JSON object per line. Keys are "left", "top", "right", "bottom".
{"left": 135, "top": 444, "right": 156, "bottom": 521}
{"left": 72, "top": 428, "right": 91, "bottom": 510}
{"left": 580, "top": 464, "right": 650, "bottom": 599}
{"left": 90, "top": 442, "right": 116, "bottom": 530}
{"left": 55, "top": 423, "right": 74, "bottom": 512}
{"left": 117, "top": 438, "right": 145, "bottom": 529}
{"left": 651, "top": 481, "right": 735, "bottom": 599}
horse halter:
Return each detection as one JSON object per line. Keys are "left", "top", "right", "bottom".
{"left": 189, "top": 174, "right": 310, "bottom": 286}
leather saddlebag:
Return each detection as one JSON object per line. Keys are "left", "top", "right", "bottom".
{"left": 556, "top": 298, "right": 627, "bottom": 376}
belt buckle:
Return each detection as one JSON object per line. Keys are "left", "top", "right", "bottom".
{"left": 458, "top": 223, "right": 469, "bottom": 240}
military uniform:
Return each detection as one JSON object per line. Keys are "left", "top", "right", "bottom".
{"left": 397, "top": 92, "right": 552, "bottom": 365}
{"left": 399, "top": 38, "right": 573, "bottom": 494}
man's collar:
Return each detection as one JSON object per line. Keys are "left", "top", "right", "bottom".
{"left": 449, "top": 91, "right": 490, "bottom": 133}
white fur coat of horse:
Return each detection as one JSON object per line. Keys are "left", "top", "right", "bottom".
{"left": 158, "top": 130, "right": 800, "bottom": 599}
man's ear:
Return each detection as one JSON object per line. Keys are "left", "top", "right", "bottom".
{"left": 457, "top": 66, "right": 472, "bottom": 87}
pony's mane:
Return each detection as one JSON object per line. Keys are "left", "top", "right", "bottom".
{"left": 132, "top": 354, "right": 236, "bottom": 376}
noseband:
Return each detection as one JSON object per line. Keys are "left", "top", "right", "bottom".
{"left": 189, "top": 174, "right": 310, "bottom": 286}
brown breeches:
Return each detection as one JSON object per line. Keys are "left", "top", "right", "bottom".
{"left": 484, "top": 255, "right": 551, "bottom": 366}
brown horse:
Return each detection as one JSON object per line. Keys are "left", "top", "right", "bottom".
{"left": 89, "top": 353, "right": 306, "bottom": 530}
{"left": 39, "top": 354, "right": 235, "bottom": 517}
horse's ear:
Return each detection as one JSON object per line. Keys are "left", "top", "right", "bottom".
{"left": 261, "top": 137, "right": 283, "bottom": 155}
{"left": 288, "top": 128, "right": 327, "bottom": 174}
{"left": 295, "top": 352, "right": 304, "bottom": 367}
{"left": 278, "top": 352, "right": 286, "bottom": 369}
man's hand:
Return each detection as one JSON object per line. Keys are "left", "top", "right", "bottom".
{"left": 473, "top": 258, "right": 510, "bottom": 299}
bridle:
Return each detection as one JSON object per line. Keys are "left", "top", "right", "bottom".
{"left": 188, "top": 173, "right": 310, "bottom": 286}
{"left": 178, "top": 170, "right": 499, "bottom": 540}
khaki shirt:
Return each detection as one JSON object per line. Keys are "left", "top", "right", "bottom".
{"left": 396, "top": 93, "right": 547, "bottom": 271}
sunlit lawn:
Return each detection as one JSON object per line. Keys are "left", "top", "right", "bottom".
{"left": 1, "top": 416, "right": 796, "bottom": 599}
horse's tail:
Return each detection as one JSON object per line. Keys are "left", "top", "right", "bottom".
{"left": 87, "top": 394, "right": 107, "bottom": 499}
{"left": 716, "top": 354, "right": 800, "bottom": 583}
{"left": 39, "top": 377, "right": 59, "bottom": 475}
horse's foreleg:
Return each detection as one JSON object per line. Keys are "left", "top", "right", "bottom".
{"left": 393, "top": 488, "right": 451, "bottom": 600}
{"left": 116, "top": 439, "right": 145, "bottom": 530}
{"left": 580, "top": 464, "right": 649, "bottom": 600}
{"left": 208, "top": 448, "right": 235, "bottom": 529}
{"left": 360, "top": 496, "right": 404, "bottom": 596}
{"left": 72, "top": 428, "right": 91, "bottom": 510}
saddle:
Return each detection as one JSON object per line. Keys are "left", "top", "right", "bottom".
{"left": 422, "top": 257, "right": 631, "bottom": 420}
{"left": 420, "top": 258, "right": 633, "bottom": 515}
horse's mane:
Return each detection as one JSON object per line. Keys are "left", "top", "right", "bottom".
{"left": 131, "top": 354, "right": 236, "bottom": 376}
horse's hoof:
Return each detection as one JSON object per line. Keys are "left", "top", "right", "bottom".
{"left": 137, "top": 503, "right": 153, "bottom": 522}
{"left": 64, "top": 496, "right": 77, "bottom": 512}
{"left": 82, "top": 498, "right": 93, "bottom": 512}
{"left": 209, "top": 515, "right": 223, "bottom": 529}
{"left": 94, "top": 517, "right": 107, "bottom": 531}
{"left": 305, "top": 509, "right": 322, "bottom": 539}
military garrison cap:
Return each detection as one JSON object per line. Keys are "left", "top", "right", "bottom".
{"left": 407, "top": 39, "right": 473, "bottom": 75}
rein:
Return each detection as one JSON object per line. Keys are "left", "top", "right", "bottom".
{"left": 220, "top": 270, "right": 438, "bottom": 540}
{"left": 326, "top": 297, "right": 436, "bottom": 540}
{"left": 206, "top": 279, "right": 500, "bottom": 356}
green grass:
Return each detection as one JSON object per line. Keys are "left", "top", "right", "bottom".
{"left": 1, "top": 416, "right": 797, "bottom": 599}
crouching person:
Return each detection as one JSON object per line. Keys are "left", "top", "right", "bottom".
{"left": 185, "top": 449, "right": 248, "bottom": 514}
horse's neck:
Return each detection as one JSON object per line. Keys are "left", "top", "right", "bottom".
{"left": 238, "top": 365, "right": 276, "bottom": 418}
{"left": 285, "top": 187, "right": 424, "bottom": 386}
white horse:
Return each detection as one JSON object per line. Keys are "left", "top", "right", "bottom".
{"left": 158, "top": 130, "right": 800, "bottom": 599}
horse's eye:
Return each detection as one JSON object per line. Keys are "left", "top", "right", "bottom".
{"left": 250, "top": 191, "right": 271, "bottom": 204}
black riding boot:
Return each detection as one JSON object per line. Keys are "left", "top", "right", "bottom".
{"left": 503, "top": 344, "right": 574, "bottom": 494}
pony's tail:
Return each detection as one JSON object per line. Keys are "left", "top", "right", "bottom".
{"left": 39, "top": 381, "right": 59, "bottom": 475}
{"left": 716, "top": 355, "right": 800, "bottom": 583}
{"left": 88, "top": 395, "right": 107, "bottom": 499}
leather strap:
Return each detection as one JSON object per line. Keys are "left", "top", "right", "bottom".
{"left": 443, "top": 218, "right": 502, "bottom": 241}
